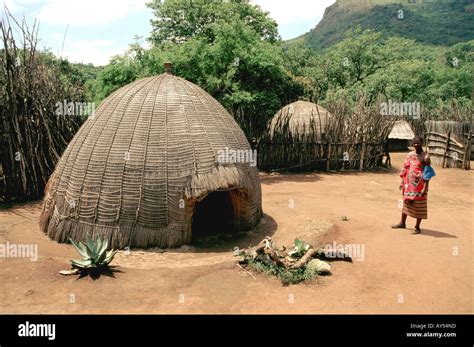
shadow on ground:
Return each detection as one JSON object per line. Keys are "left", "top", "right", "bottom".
{"left": 190, "top": 213, "right": 278, "bottom": 252}
{"left": 416, "top": 229, "right": 457, "bottom": 239}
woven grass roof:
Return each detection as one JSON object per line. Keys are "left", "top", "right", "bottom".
{"left": 40, "top": 72, "right": 262, "bottom": 249}
{"left": 388, "top": 120, "right": 415, "bottom": 140}
{"left": 268, "top": 101, "right": 332, "bottom": 141}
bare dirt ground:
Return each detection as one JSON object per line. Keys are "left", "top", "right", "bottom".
{"left": 0, "top": 152, "right": 472, "bottom": 314}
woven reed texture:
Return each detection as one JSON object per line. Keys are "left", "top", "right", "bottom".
{"left": 40, "top": 73, "right": 262, "bottom": 248}
{"left": 260, "top": 101, "right": 334, "bottom": 171}
{"left": 388, "top": 120, "right": 415, "bottom": 140}
{"left": 268, "top": 101, "right": 332, "bottom": 141}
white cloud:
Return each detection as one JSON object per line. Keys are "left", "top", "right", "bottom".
{"left": 3, "top": 0, "right": 45, "bottom": 13}
{"left": 251, "top": 0, "right": 335, "bottom": 24}
{"left": 6, "top": 0, "right": 148, "bottom": 26}
{"left": 52, "top": 37, "right": 123, "bottom": 65}
{"left": 4, "top": 0, "right": 337, "bottom": 64}
{"left": 40, "top": 0, "right": 147, "bottom": 26}
{"left": 44, "top": 32, "right": 125, "bottom": 66}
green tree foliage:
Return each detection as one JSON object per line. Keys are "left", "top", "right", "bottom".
{"left": 286, "top": 29, "right": 473, "bottom": 114}
{"left": 167, "top": 18, "right": 299, "bottom": 138}
{"left": 35, "top": 52, "right": 100, "bottom": 101}
{"left": 147, "top": 0, "right": 279, "bottom": 45}
{"left": 90, "top": 1, "right": 299, "bottom": 139}
{"left": 87, "top": 54, "right": 140, "bottom": 103}
{"left": 89, "top": 3, "right": 472, "bottom": 139}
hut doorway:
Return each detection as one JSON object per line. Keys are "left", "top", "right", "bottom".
{"left": 191, "top": 190, "right": 237, "bottom": 240}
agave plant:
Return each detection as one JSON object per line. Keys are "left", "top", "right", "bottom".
{"left": 69, "top": 235, "right": 117, "bottom": 270}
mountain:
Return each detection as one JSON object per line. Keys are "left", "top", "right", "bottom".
{"left": 286, "top": 0, "right": 474, "bottom": 49}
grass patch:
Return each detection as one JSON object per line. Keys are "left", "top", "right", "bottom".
{"left": 246, "top": 257, "right": 317, "bottom": 285}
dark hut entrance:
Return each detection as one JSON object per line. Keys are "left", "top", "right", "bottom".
{"left": 191, "top": 190, "right": 237, "bottom": 240}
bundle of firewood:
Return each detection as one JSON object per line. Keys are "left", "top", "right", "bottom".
{"left": 237, "top": 236, "right": 352, "bottom": 278}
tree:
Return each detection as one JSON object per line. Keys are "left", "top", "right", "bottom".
{"left": 87, "top": 54, "right": 142, "bottom": 103}
{"left": 147, "top": 0, "right": 279, "bottom": 45}
{"left": 164, "top": 17, "right": 299, "bottom": 138}
{"left": 90, "top": 0, "right": 295, "bottom": 139}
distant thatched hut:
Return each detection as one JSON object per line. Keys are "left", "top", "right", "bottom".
{"left": 259, "top": 101, "right": 333, "bottom": 171}
{"left": 268, "top": 101, "right": 332, "bottom": 141}
{"left": 387, "top": 120, "right": 415, "bottom": 151}
{"left": 40, "top": 66, "right": 262, "bottom": 249}
{"left": 259, "top": 99, "right": 392, "bottom": 172}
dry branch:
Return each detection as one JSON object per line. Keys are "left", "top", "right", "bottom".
{"left": 289, "top": 248, "right": 316, "bottom": 269}
{"left": 239, "top": 237, "right": 352, "bottom": 275}
{"left": 0, "top": 10, "right": 85, "bottom": 201}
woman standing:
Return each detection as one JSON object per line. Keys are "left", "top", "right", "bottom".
{"left": 392, "top": 136, "right": 432, "bottom": 234}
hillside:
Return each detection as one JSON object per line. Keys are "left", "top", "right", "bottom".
{"left": 287, "top": 0, "right": 474, "bottom": 49}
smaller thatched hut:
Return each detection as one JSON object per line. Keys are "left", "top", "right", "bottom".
{"left": 259, "top": 99, "right": 393, "bottom": 172}
{"left": 268, "top": 101, "right": 332, "bottom": 141}
{"left": 387, "top": 120, "right": 415, "bottom": 151}
{"left": 259, "top": 101, "right": 333, "bottom": 171}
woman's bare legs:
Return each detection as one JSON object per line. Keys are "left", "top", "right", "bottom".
{"left": 392, "top": 213, "right": 408, "bottom": 228}
{"left": 412, "top": 218, "right": 422, "bottom": 234}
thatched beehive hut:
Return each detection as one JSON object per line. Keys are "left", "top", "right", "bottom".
{"left": 387, "top": 120, "right": 415, "bottom": 151}
{"left": 40, "top": 66, "right": 262, "bottom": 249}
{"left": 268, "top": 101, "right": 332, "bottom": 141}
{"left": 258, "top": 101, "right": 333, "bottom": 171}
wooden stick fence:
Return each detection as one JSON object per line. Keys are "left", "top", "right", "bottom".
{"left": 258, "top": 97, "right": 393, "bottom": 172}
{"left": 426, "top": 131, "right": 471, "bottom": 169}
{"left": 0, "top": 10, "right": 85, "bottom": 201}
{"left": 426, "top": 121, "right": 473, "bottom": 170}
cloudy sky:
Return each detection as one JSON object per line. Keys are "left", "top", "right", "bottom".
{"left": 2, "top": 0, "right": 336, "bottom": 66}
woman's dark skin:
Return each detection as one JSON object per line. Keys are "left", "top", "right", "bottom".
{"left": 393, "top": 137, "right": 430, "bottom": 234}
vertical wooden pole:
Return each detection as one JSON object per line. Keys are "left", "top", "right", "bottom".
{"left": 326, "top": 143, "right": 332, "bottom": 172}
{"left": 442, "top": 130, "right": 451, "bottom": 168}
{"left": 359, "top": 139, "right": 366, "bottom": 172}
{"left": 462, "top": 136, "right": 468, "bottom": 170}
{"left": 426, "top": 131, "right": 430, "bottom": 155}
{"left": 464, "top": 132, "right": 472, "bottom": 170}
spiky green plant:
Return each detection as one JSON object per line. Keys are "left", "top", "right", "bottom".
{"left": 69, "top": 235, "right": 117, "bottom": 270}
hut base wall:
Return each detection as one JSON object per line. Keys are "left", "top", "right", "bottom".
{"left": 39, "top": 165, "right": 262, "bottom": 249}
{"left": 388, "top": 139, "right": 409, "bottom": 152}
{"left": 43, "top": 207, "right": 192, "bottom": 248}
